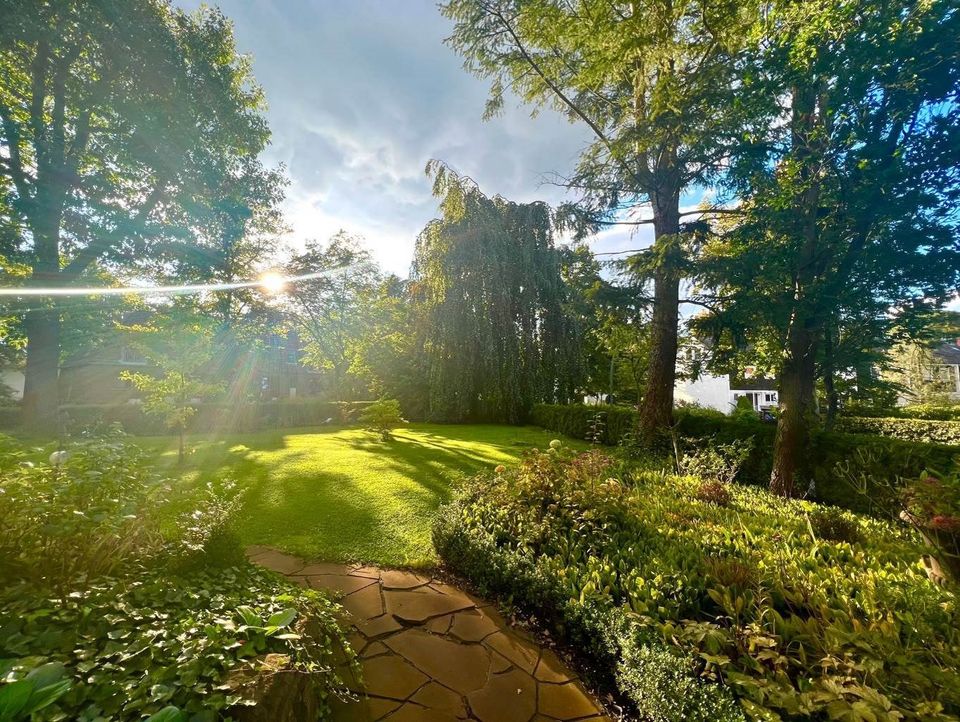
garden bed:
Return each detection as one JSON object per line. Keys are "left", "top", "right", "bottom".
{"left": 434, "top": 442, "right": 960, "bottom": 720}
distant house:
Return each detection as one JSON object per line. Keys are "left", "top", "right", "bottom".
{"left": 674, "top": 344, "right": 779, "bottom": 414}
{"left": 896, "top": 339, "right": 960, "bottom": 405}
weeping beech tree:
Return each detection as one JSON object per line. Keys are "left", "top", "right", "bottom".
{"left": 412, "top": 162, "right": 582, "bottom": 423}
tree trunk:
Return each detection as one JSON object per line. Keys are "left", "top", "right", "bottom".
{"left": 823, "top": 322, "right": 838, "bottom": 428}
{"left": 22, "top": 307, "right": 61, "bottom": 429}
{"left": 637, "top": 190, "right": 681, "bottom": 441}
{"left": 770, "top": 320, "right": 819, "bottom": 497}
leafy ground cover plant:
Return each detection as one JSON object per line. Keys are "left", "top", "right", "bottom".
{"left": 0, "top": 431, "right": 357, "bottom": 721}
{"left": 434, "top": 444, "right": 960, "bottom": 721}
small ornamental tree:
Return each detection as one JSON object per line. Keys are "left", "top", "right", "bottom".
{"left": 120, "top": 312, "right": 221, "bottom": 462}
{"left": 359, "top": 398, "right": 403, "bottom": 441}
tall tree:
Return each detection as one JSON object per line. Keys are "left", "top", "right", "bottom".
{"left": 282, "top": 233, "right": 382, "bottom": 401}
{"left": 698, "top": 0, "right": 960, "bottom": 495}
{"left": 413, "top": 162, "right": 581, "bottom": 423}
{"left": 442, "top": 0, "right": 758, "bottom": 438}
{"left": 0, "top": 1, "right": 273, "bottom": 426}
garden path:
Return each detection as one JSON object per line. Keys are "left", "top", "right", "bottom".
{"left": 248, "top": 546, "right": 609, "bottom": 722}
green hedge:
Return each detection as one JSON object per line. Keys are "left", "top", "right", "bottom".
{"left": 842, "top": 403, "right": 960, "bottom": 421}
{"left": 835, "top": 415, "right": 960, "bottom": 446}
{"left": 532, "top": 404, "right": 959, "bottom": 513}
{"left": 57, "top": 399, "right": 374, "bottom": 435}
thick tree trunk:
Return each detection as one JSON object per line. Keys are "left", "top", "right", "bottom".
{"left": 22, "top": 307, "right": 61, "bottom": 429}
{"left": 637, "top": 190, "right": 681, "bottom": 441}
{"left": 770, "top": 321, "right": 818, "bottom": 497}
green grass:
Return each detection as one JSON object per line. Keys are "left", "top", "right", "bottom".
{"left": 144, "top": 424, "right": 579, "bottom": 568}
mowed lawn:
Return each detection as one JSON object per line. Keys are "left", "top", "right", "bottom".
{"left": 144, "top": 424, "right": 577, "bottom": 568}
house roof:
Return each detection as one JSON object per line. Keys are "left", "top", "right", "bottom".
{"left": 933, "top": 341, "right": 960, "bottom": 365}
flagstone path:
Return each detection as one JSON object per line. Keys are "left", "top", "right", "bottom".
{"left": 247, "top": 546, "right": 610, "bottom": 722}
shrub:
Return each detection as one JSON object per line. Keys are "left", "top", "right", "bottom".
{"left": 808, "top": 507, "right": 863, "bottom": 544}
{"left": 694, "top": 480, "right": 732, "bottom": 507}
{"left": 843, "top": 403, "right": 960, "bottom": 422}
{"left": 434, "top": 447, "right": 960, "bottom": 720}
{"left": 358, "top": 398, "right": 403, "bottom": 440}
{"left": 533, "top": 403, "right": 960, "bottom": 514}
{"left": 0, "top": 432, "right": 357, "bottom": 720}
{"left": 835, "top": 416, "right": 960, "bottom": 446}
{"left": 678, "top": 438, "right": 753, "bottom": 485}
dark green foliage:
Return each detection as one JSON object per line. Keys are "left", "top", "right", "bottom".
{"left": 0, "top": 431, "right": 356, "bottom": 720}
{"left": 836, "top": 416, "right": 960, "bottom": 446}
{"left": 413, "top": 164, "right": 583, "bottom": 423}
{"left": 844, "top": 404, "right": 960, "bottom": 422}
{"left": 433, "top": 447, "right": 960, "bottom": 720}
{"left": 533, "top": 404, "right": 960, "bottom": 513}
{"left": 808, "top": 507, "right": 863, "bottom": 544}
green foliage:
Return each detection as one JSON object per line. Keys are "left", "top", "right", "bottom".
{"left": 693, "top": 480, "right": 732, "bottom": 507}
{"left": 434, "top": 447, "right": 960, "bottom": 720}
{"left": 358, "top": 398, "right": 403, "bottom": 441}
{"left": 413, "top": 163, "right": 583, "bottom": 423}
{"left": 836, "top": 416, "right": 960, "bottom": 446}
{"left": 0, "top": 431, "right": 356, "bottom": 720}
{"left": 679, "top": 438, "right": 753, "bottom": 485}
{"left": 844, "top": 404, "right": 960, "bottom": 422}
{"left": 534, "top": 404, "right": 960, "bottom": 513}
{"left": 808, "top": 507, "right": 863, "bottom": 544}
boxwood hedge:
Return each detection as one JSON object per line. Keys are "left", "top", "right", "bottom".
{"left": 835, "top": 415, "right": 960, "bottom": 446}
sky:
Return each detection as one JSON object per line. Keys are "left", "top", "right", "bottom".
{"left": 177, "top": 0, "right": 654, "bottom": 277}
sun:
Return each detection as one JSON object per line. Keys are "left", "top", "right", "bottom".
{"left": 259, "top": 272, "right": 287, "bottom": 295}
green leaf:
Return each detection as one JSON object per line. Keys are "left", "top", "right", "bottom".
{"left": 145, "top": 706, "right": 188, "bottom": 722}
{"left": 265, "top": 609, "right": 297, "bottom": 629}
{"left": 23, "top": 680, "right": 71, "bottom": 715}
{"left": 0, "top": 681, "right": 33, "bottom": 721}
{"left": 236, "top": 606, "right": 261, "bottom": 627}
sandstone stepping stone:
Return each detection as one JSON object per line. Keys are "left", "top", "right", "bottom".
{"left": 410, "top": 682, "right": 468, "bottom": 718}
{"left": 357, "top": 613, "right": 403, "bottom": 639}
{"left": 467, "top": 667, "right": 537, "bottom": 722}
{"left": 245, "top": 545, "right": 273, "bottom": 560}
{"left": 251, "top": 549, "right": 305, "bottom": 575}
{"left": 343, "top": 583, "right": 385, "bottom": 620}
{"left": 298, "top": 562, "right": 351, "bottom": 576}
{"left": 383, "top": 703, "right": 460, "bottom": 722}
{"left": 360, "top": 655, "right": 429, "bottom": 701}
{"left": 537, "top": 680, "right": 603, "bottom": 720}
{"left": 490, "top": 650, "right": 513, "bottom": 674}
{"left": 448, "top": 609, "right": 499, "bottom": 643}
{"left": 330, "top": 694, "right": 401, "bottom": 722}
{"left": 385, "top": 589, "right": 476, "bottom": 623}
{"left": 349, "top": 564, "right": 383, "bottom": 579}
{"left": 534, "top": 648, "right": 577, "bottom": 684}
{"left": 484, "top": 631, "right": 540, "bottom": 675}
{"left": 304, "top": 573, "right": 378, "bottom": 596}
{"left": 425, "top": 613, "right": 455, "bottom": 634}
{"left": 360, "top": 641, "right": 390, "bottom": 658}
{"left": 384, "top": 629, "right": 491, "bottom": 695}
{"left": 381, "top": 569, "right": 431, "bottom": 589}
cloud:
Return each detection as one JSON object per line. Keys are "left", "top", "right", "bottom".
{"left": 177, "top": 0, "right": 664, "bottom": 275}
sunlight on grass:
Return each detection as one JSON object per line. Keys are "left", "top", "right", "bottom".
{"left": 144, "top": 423, "right": 579, "bottom": 568}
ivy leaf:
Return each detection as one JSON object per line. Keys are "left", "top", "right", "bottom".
{"left": 145, "top": 706, "right": 188, "bottom": 722}
{"left": 265, "top": 609, "right": 296, "bottom": 629}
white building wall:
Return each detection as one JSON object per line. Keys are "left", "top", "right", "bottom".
{"left": 674, "top": 372, "right": 732, "bottom": 413}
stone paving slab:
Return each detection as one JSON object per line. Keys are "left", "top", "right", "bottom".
{"left": 248, "top": 547, "right": 610, "bottom": 722}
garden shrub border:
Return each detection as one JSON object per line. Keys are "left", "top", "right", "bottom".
{"left": 531, "top": 404, "right": 959, "bottom": 513}
{"left": 835, "top": 415, "right": 960, "bottom": 446}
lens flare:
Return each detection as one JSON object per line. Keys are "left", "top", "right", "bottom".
{"left": 259, "top": 272, "right": 286, "bottom": 294}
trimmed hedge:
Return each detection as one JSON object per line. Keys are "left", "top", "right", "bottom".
{"left": 842, "top": 403, "right": 960, "bottom": 421}
{"left": 57, "top": 399, "right": 374, "bottom": 435}
{"left": 836, "top": 415, "right": 960, "bottom": 446}
{"left": 532, "top": 404, "right": 959, "bottom": 513}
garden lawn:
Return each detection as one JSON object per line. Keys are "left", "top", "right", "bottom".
{"left": 145, "top": 423, "right": 576, "bottom": 568}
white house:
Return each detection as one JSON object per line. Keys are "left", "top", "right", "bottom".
{"left": 674, "top": 345, "right": 779, "bottom": 414}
